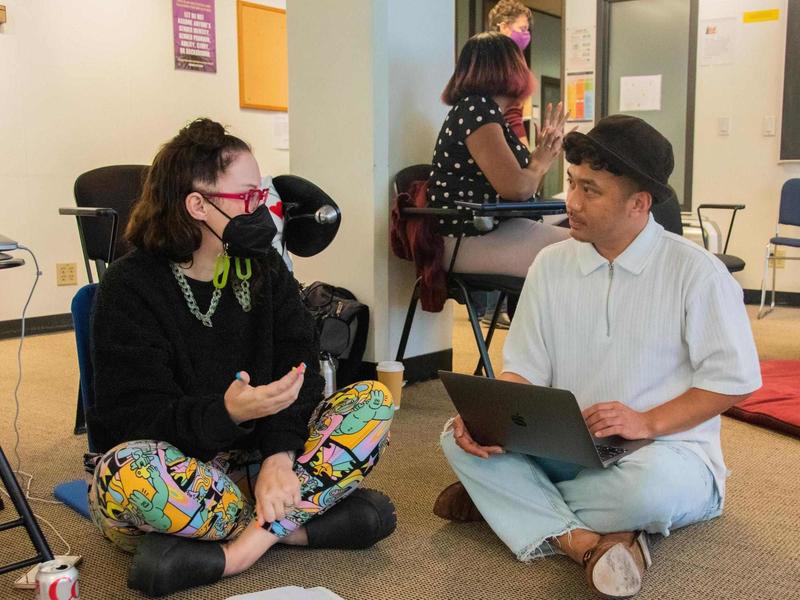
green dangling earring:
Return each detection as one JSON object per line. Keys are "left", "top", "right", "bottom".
{"left": 213, "top": 254, "right": 231, "bottom": 289}
{"left": 234, "top": 257, "right": 252, "bottom": 282}
{"left": 232, "top": 257, "right": 253, "bottom": 312}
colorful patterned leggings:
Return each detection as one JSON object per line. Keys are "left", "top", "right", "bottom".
{"left": 88, "top": 381, "right": 394, "bottom": 553}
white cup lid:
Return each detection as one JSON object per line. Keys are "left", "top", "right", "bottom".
{"left": 376, "top": 361, "right": 404, "bottom": 372}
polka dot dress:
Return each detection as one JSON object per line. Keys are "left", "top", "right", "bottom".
{"left": 427, "top": 95, "right": 529, "bottom": 237}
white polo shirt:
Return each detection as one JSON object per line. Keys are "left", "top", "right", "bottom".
{"left": 503, "top": 214, "right": 761, "bottom": 499}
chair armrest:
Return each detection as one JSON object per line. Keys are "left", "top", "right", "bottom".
{"left": 59, "top": 207, "right": 121, "bottom": 274}
{"left": 59, "top": 207, "right": 118, "bottom": 217}
{"left": 401, "top": 207, "right": 462, "bottom": 216}
{"left": 696, "top": 204, "right": 745, "bottom": 254}
{"left": 696, "top": 204, "right": 746, "bottom": 211}
{"left": 455, "top": 200, "right": 566, "bottom": 217}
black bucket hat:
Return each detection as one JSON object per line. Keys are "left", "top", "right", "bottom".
{"left": 563, "top": 115, "right": 675, "bottom": 203}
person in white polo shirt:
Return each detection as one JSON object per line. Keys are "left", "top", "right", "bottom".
{"left": 434, "top": 115, "right": 761, "bottom": 599}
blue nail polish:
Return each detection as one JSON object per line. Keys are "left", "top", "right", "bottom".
{"left": 235, "top": 371, "right": 243, "bottom": 381}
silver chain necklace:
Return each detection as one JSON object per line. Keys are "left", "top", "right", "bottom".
{"left": 171, "top": 262, "right": 251, "bottom": 328}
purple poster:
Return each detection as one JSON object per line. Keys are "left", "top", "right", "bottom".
{"left": 173, "top": 0, "right": 217, "bottom": 73}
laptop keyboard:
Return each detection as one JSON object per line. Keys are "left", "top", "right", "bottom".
{"left": 595, "top": 444, "right": 626, "bottom": 462}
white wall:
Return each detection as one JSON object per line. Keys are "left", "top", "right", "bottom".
{"left": 386, "top": 1, "right": 456, "bottom": 359}
{"left": 564, "top": 0, "right": 800, "bottom": 293}
{"left": 288, "top": 0, "right": 455, "bottom": 363}
{"left": 287, "top": 0, "right": 389, "bottom": 362}
{"left": 693, "top": 0, "right": 800, "bottom": 291}
{"left": 0, "top": 0, "right": 289, "bottom": 322}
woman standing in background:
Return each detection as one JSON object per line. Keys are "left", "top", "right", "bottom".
{"left": 489, "top": 0, "right": 535, "bottom": 148}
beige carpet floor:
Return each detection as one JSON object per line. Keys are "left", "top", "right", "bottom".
{"left": 0, "top": 305, "right": 798, "bottom": 599}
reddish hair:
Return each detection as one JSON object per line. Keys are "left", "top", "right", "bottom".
{"left": 442, "top": 32, "right": 535, "bottom": 106}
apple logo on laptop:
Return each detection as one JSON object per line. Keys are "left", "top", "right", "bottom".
{"left": 511, "top": 413, "right": 527, "bottom": 427}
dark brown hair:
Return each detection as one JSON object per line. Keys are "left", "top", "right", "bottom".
{"left": 126, "top": 118, "right": 251, "bottom": 263}
{"left": 441, "top": 32, "right": 534, "bottom": 106}
{"left": 488, "top": 0, "right": 533, "bottom": 30}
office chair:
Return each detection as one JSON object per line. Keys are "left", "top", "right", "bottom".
{"left": 274, "top": 174, "right": 341, "bottom": 257}
{"left": 393, "top": 164, "right": 529, "bottom": 379}
{"left": 759, "top": 178, "right": 800, "bottom": 318}
{"left": 651, "top": 194, "right": 683, "bottom": 236}
{"left": 59, "top": 165, "right": 149, "bottom": 283}
{"left": 58, "top": 165, "right": 148, "bottom": 436}
{"left": 52, "top": 283, "right": 98, "bottom": 518}
{"left": 695, "top": 203, "right": 746, "bottom": 273}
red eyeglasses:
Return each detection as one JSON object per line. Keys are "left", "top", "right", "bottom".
{"left": 199, "top": 188, "right": 270, "bottom": 214}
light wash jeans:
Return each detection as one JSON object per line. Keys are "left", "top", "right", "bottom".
{"left": 440, "top": 428, "right": 723, "bottom": 561}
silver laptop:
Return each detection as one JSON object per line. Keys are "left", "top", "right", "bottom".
{"left": 439, "top": 371, "right": 653, "bottom": 468}
{"left": 0, "top": 234, "right": 18, "bottom": 252}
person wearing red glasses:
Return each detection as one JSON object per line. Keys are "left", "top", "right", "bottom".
{"left": 86, "top": 118, "right": 396, "bottom": 596}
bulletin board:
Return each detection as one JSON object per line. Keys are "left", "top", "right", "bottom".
{"left": 237, "top": 1, "right": 288, "bottom": 112}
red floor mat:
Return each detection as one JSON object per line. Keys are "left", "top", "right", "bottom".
{"left": 724, "top": 360, "right": 800, "bottom": 439}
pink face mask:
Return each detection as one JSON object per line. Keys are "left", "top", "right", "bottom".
{"left": 510, "top": 30, "right": 531, "bottom": 51}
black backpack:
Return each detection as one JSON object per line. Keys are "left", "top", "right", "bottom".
{"left": 301, "top": 281, "right": 369, "bottom": 386}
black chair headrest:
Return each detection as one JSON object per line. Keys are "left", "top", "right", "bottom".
{"left": 73, "top": 165, "right": 149, "bottom": 262}
{"left": 273, "top": 175, "right": 341, "bottom": 258}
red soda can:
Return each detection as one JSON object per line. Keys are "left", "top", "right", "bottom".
{"left": 35, "top": 559, "right": 80, "bottom": 600}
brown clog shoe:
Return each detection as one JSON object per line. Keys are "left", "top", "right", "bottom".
{"left": 432, "top": 481, "right": 484, "bottom": 522}
{"left": 583, "top": 531, "right": 652, "bottom": 599}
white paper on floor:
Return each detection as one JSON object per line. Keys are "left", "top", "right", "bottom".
{"left": 225, "top": 586, "right": 344, "bottom": 600}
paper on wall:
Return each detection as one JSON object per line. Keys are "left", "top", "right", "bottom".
{"left": 700, "top": 17, "right": 736, "bottom": 66}
{"left": 273, "top": 113, "right": 290, "bottom": 150}
{"left": 619, "top": 75, "right": 661, "bottom": 112}
{"left": 565, "top": 27, "right": 595, "bottom": 72}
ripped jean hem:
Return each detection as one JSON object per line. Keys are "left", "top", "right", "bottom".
{"left": 515, "top": 523, "right": 584, "bottom": 562}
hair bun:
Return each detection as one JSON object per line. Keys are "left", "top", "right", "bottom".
{"left": 180, "top": 118, "right": 227, "bottom": 150}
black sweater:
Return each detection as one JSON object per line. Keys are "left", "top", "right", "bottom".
{"left": 88, "top": 249, "right": 324, "bottom": 461}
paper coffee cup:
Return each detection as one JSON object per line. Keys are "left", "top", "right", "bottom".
{"left": 376, "top": 361, "right": 404, "bottom": 409}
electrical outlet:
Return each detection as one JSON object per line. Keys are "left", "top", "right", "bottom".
{"left": 56, "top": 262, "right": 78, "bottom": 286}
{"left": 774, "top": 248, "right": 786, "bottom": 269}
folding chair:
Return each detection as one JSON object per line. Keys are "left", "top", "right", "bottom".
{"left": 696, "top": 204, "right": 746, "bottom": 273}
{"left": 393, "top": 165, "right": 562, "bottom": 378}
{"left": 759, "top": 178, "right": 800, "bottom": 318}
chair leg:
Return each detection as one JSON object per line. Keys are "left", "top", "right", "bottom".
{"left": 758, "top": 244, "right": 771, "bottom": 319}
{"left": 0, "top": 446, "right": 54, "bottom": 573}
{"left": 474, "top": 292, "right": 506, "bottom": 376}
{"left": 395, "top": 278, "right": 421, "bottom": 362}
{"left": 770, "top": 248, "right": 778, "bottom": 312}
{"left": 454, "top": 280, "right": 495, "bottom": 378}
{"left": 73, "top": 386, "right": 87, "bottom": 435}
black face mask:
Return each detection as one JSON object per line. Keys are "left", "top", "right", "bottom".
{"left": 207, "top": 203, "right": 277, "bottom": 257}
